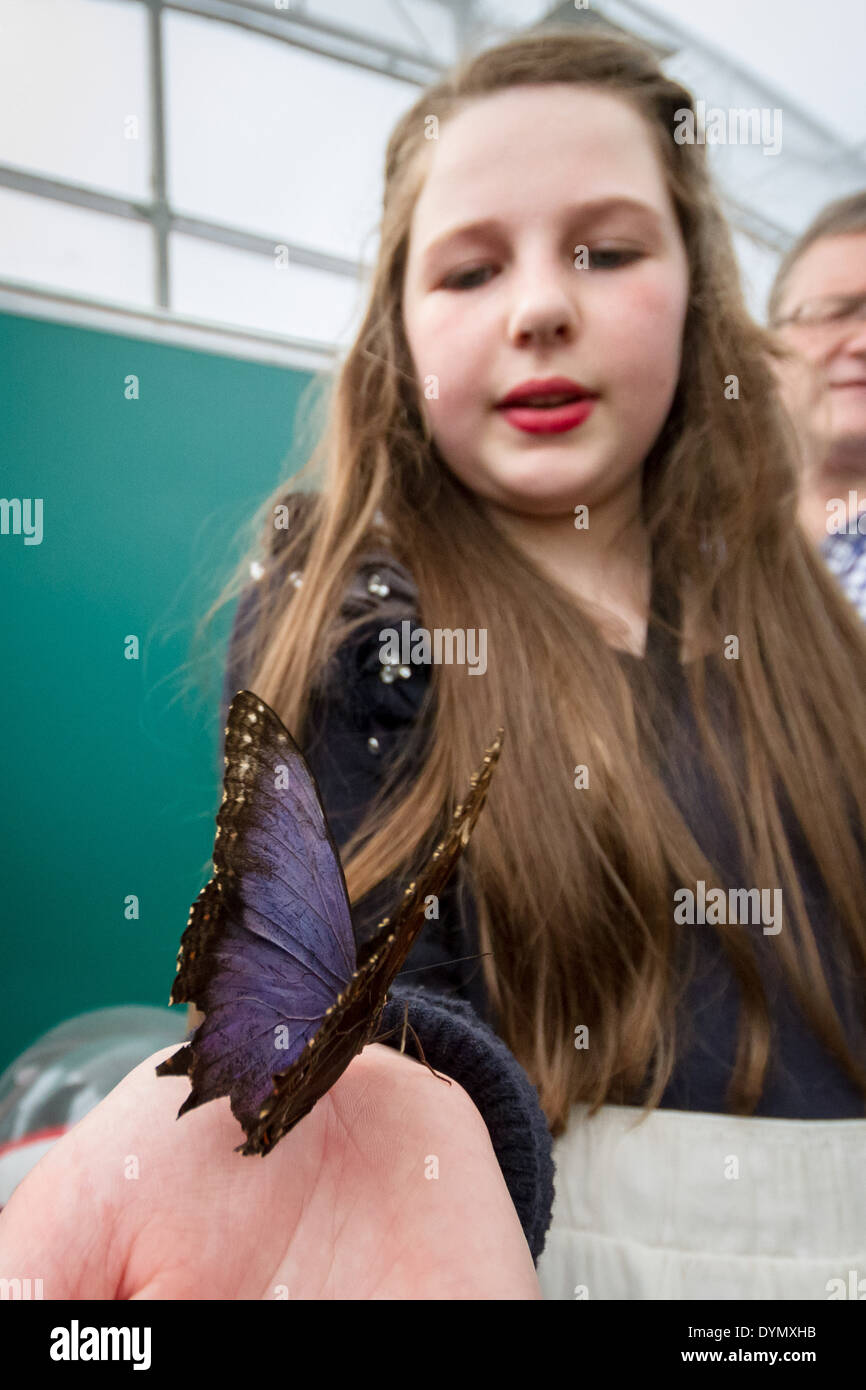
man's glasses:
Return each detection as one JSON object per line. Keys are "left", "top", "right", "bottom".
{"left": 773, "top": 290, "right": 866, "bottom": 331}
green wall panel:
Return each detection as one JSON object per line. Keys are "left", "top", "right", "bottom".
{"left": 0, "top": 310, "right": 316, "bottom": 1072}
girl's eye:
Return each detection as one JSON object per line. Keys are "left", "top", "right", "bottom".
{"left": 587, "top": 248, "right": 643, "bottom": 270}
{"left": 441, "top": 264, "right": 495, "bottom": 290}
{"left": 441, "top": 248, "right": 643, "bottom": 289}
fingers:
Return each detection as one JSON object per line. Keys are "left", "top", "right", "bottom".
{"left": 0, "top": 1126, "right": 119, "bottom": 1299}
{"left": 0, "top": 1046, "right": 188, "bottom": 1301}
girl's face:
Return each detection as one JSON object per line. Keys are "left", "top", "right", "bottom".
{"left": 401, "top": 85, "right": 690, "bottom": 520}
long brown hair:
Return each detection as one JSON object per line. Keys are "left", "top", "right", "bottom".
{"left": 204, "top": 30, "right": 866, "bottom": 1137}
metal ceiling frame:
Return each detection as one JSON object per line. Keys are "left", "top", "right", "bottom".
{"left": 1, "top": 0, "right": 864, "bottom": 362}
{"left": 0, "top": 0, "right": 472, "bottom": 313}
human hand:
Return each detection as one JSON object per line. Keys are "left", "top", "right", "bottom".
{"left": 0, "top": 1043, "right": 541, "bottom": 1300}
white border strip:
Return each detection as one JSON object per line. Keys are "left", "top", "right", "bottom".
{"left": 0, "top": 280, "right": 338, "bottom": 371}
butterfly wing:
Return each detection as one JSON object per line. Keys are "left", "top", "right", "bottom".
{"left": 156, "top": 689, "right": 357, "bottom": 1138}
{"left": 237, "top": 727, "right": 504, "bottom": 1155}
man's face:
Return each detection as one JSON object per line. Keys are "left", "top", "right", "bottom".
{"left": 772, "top": 232, "right": 866, "bottom": 473}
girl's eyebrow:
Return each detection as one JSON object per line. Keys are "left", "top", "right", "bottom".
{"left": 420, "top": 196, "right": 664, "bottom": 268}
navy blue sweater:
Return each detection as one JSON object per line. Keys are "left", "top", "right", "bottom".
{"left": 219, "top": 498, "right": 866, "bottom": 1265}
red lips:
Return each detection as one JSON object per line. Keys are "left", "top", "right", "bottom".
{"left": 497, "top": 375, "right": 595, "bottom": 407}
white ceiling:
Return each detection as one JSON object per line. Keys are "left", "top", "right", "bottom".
{"left": 635, "top": 0, "right": 866, "bottom": 145}
{"left": 0, "top": 0, "right": 862, "bottom": 346}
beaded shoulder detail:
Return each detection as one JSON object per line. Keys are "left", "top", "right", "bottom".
{"left": 260, "top": 491, "right": 428, "bottom": 749}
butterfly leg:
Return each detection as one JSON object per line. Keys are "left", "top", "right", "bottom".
{"left": 403, "top": 1017, "right": 452, "bottom": 1087}
{"left": 372, "top": 1004, "right": 452, "bottom": 1086}
{"left": 372, "top": 1000, "right": 414, "bottom": 1050}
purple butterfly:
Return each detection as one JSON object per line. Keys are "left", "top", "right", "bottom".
{"left": 156, "top": 689, "right": 503, "bottom": 1155}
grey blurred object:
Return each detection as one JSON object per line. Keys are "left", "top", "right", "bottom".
{"left": 0, "top": 1006, "right": 188, "bottom": 1205}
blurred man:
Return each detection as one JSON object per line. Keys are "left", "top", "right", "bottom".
{"left": 769, "top": 192, "right": 866, "bottom": 620}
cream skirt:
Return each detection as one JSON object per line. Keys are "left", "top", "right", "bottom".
{"left": 535, "top": 1103, "right": 866, "bottom": 1300}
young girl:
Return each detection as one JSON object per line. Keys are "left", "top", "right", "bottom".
{"left": 2, "top": 29, "right": 865, "bottom": 1302}
{"left": 216, "top": 27, "right": 866, "bottom": 1301}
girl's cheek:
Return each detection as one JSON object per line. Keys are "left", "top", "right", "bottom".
{"left": 602, "top": 290, "right": 686, "bottom": 391}
{"left": 413, "top": 317, "right": 489, "bottom": 391}
{"left": 605, "top": 268, "right": 686, "bottom": 333}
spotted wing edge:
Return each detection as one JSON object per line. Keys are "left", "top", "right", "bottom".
{"left": 356, "top": 726, "right": 504, "bottom": 969}
{"left": 237, "top": 726, "right": 505, "bottom": 1156}
{"left": 155, "top": 688, "right": 357, "bottom": 1092}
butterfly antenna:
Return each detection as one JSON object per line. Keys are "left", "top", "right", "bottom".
{"left": 398, "top": 951, "right": 492, "bottom": 976}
